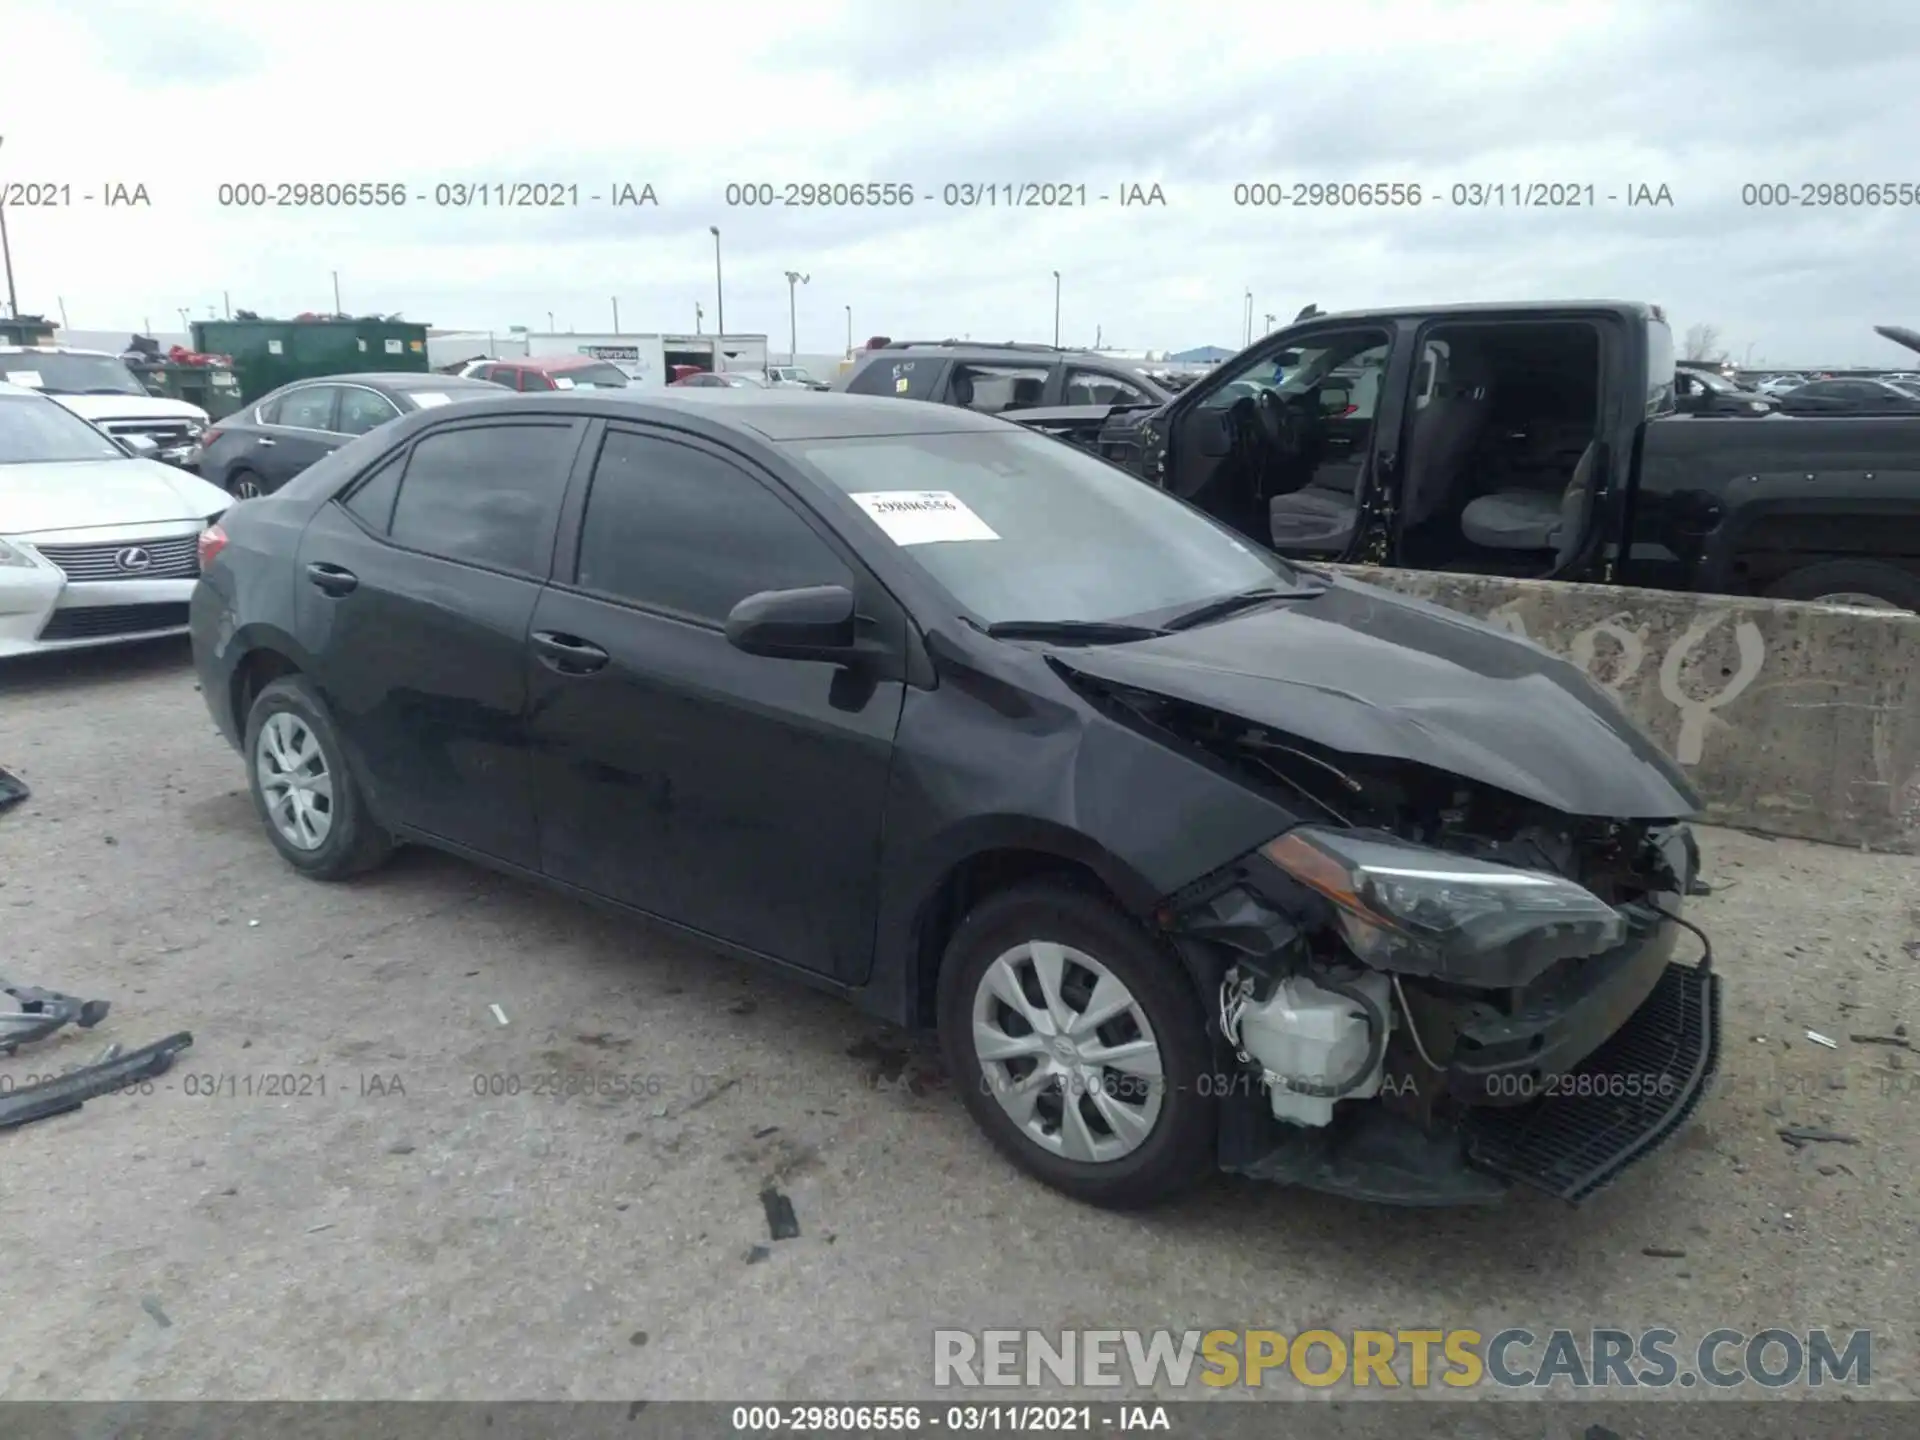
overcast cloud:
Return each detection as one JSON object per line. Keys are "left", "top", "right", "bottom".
{"left": 6, "top": 0, "right": 1919, "bottom": 363}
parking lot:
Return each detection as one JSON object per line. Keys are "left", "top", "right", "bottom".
{"left": 1, "top": 637, "right": 1916, "bottom": 1401}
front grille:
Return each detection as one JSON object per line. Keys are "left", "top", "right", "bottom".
{"left": 37, "top": 602, "right": 190, "bottom": 642}
{"left": 33, "top": 534, "right": 200, "bottom": 582}
{"left": 101, "top": 418, "right": 198, "bottom": 446}
{"left": 1464, "top": 961, "right": 1720, "bottom": 1203}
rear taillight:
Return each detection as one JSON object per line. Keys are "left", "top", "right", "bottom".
{"left": 198, "top": 524, "right": 229, "bottom": 568}
{"left": 199, "top": 427, "right": 223, "bottom": 447}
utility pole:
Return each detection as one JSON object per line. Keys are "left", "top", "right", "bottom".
{"left": 710, "top": 227, "right": 725, "bottom": 338}
{"left": 224, "top": 290, "right": 231, "bottom": 319}
{"left": 332, "top": 271, "right": 342, "bottom": 313}
{"left": 783, "top": 271, "right": 809, "bottom": 364}
{"left": 0, "top": 134, "right": 16, "bottom": 319}
{"left": 1052, "top": 271, "right": 1061, "bottom": 346}
{"left": 612, "top": 297, "right": 621, "bottom": 331}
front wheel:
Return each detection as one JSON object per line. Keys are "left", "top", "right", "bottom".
{"left": 936, "top": 881, "right": 1215, "bottom": 1209}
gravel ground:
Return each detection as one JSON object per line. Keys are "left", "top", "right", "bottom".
{"left": 0, "top": 637, "right": 1914, "bottom": 1403}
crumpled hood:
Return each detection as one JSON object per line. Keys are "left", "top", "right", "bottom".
{"left": 1051, "top": 575, "right": 1701, "bottom": 819}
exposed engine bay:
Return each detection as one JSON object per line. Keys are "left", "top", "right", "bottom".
{"left": 1094, "top": 679, "right": 1719, "bottom": 1206}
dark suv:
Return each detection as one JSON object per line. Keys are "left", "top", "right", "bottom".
{"left": 836, "top": 341, "right": 1173, "bottom": 416}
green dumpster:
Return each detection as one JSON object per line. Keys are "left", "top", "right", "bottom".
{"left": 191, "top": 318, "right": 430, "bottom": 404}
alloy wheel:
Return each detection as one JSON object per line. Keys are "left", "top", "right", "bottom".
{"left": 232, "top": 475, "right": 263, "bottom": 499}
{"left": 255, "top": 711, "right": 334, "bottom": 850}
{"left": 970, "top": 940, "right": 1166, "bottom": 1163}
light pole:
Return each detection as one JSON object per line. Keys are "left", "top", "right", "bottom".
{"left": 0, "top": 135, "right": 16, "bottom": 319}
{"left": 783, "top": 270, "right": 809, "bottom": 364}
{"left": 1052, "top": 271, "right": 1061, "bottom": 346}
{"left": 710, "top": 226, "right": 725, "bottom": 338}
{"left": 547, "top": 311, "right": 555, "bottom": 331}
{"left": 612, "top": 297, "right": 621, "bottom": 331}
{"left": 1244, "top": 290, "right": 1253, "bottom": 346}
{"left": 1264, "top": 312, "right": 1276, "bottom": 335}
{"left": 332, "top": 271, "right": 342, "bottom": 313}
{"left": 845, "top": 305, "right": 852, "bottom": 355}
{"left": 695, "top": 302, "right": 704, "bottom": 335}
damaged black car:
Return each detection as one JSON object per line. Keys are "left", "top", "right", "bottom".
{"left": 190, "top": 389, "right": 1718, "bottom": 1210}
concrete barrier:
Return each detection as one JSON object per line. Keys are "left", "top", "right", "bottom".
{"left": 1334, "top": 567, "right": 1920, "bottom": 853}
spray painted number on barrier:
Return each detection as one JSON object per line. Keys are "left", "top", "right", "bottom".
{"left": 1485, "top": 603, "right": 1766, "bottom": 766}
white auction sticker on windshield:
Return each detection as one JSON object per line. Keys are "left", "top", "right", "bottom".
{"left": 410, "top": 392, "right": 452, "bottom": 408}
{"left": 553, "top": 376, "right": 576, "bottom": 389}
{"left": 851, "top": 491, "right": 1000, "bottom": 546}
{"left": 5, "top": 370, "right": 44, "bottom": 388}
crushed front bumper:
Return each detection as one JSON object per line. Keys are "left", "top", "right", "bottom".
{"left": 1464, "top": 959, "right": 1720, "bottom": 1202}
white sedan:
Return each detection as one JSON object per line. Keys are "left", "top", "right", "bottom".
{"left": 0, "top": 382, "right": 233, "bottom": 657}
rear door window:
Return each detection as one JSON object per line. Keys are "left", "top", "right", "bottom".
{"left": 273, "top": 386, "right": 341, "bottom": 432}
{"left": 387, "top": 422, "right": 579, "bottom": 576}
{"left": 950, "top": 364, "right": 1051, "bottom": 414}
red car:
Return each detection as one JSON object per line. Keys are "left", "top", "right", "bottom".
{"left": 468, "top": 355, "right": 631, "bottom": 391}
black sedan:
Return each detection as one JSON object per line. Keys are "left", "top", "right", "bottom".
{"left": 1774, "top": 377, "right": 1920, "bottom": 415}
{"left": 195, "top": 372, "right": 506, "bottom": 498}
{"left": 189, "top": 389, "right": 1716, "bottom": 1210}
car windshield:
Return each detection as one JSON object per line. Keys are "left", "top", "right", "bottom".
{"left": 1, "top": 351, "right": 148, "bottom": 397}
{"left": 791, "top": 429, "right": 1301, "bottom": 626}
{"left": 552, "top": 362, "right": 629, "bottom": 389}
{"left": 0, "top": 392, "right": 131, "bottom": 463}
{"left": 1686, "top": 368, "right": 1739, "bottom": 393}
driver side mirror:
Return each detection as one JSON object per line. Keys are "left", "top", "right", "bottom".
{"left": 725, "top": 584, "right": 860, "bottom": 662}
{"left": 118, "top": 433, "right": 161, "bottom": 459}
{"left": 1317, "top": 387, "right": 1352, "bottom": 416}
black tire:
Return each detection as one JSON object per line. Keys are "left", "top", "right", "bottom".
{"left": 936, "top": 880, "right": 1215, "bottom": 1209}
{"left": 242, "top": 676, "right": 393, "bottom": 881}
{"left": 227, "top": 468, "right": 267, "bottom": 501}
{"left": 1764, "top": 560, "right": 1920, "bottom": 612}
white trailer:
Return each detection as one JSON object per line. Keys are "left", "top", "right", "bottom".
{"left": 519, "top": 332, "right": 771, "bottom": 387}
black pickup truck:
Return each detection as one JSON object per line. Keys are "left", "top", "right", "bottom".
{"left": 1013, "top": 301, "right": 1920, "bottom": 610}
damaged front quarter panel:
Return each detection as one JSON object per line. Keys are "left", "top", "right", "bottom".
{"left": 1111, "top": 676, "right": 1717, "bottom": 1207}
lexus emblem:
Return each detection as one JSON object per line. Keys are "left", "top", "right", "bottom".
{"left": 114, "top": 546, "right": 153, "bottom": 572}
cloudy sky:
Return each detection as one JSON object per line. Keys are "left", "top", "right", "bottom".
{"left": 7, "top": 0, "right": 1920, "bottom": 364}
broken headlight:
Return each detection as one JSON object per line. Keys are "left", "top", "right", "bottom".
{"left": 1259, "top": 826, "right": 1626, "bottom": 985}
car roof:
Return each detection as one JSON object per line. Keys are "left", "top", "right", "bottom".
{"left": 872, "top": 342, "right": 1136, "bottom": 365}
{"left": 0, "top": 345, "right": 114, "bottom": 358}
{"left": 271, "top": 372, "right": 500, "bottom": 392}
{"left": 436, "top": 387, "right": 1019, "bottom": 441}
{"left": 499, "top": 354, "right": 615, "bottom": 372}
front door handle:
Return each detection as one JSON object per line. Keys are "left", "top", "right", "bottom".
{"left": 256, "top": 437, "right": 276, "bottom": 447}
{"left": 305, "top": 562, "right": 358, "bottom": 596}
{"left": 531, "top": 630, "right": 610, "bottom": 675}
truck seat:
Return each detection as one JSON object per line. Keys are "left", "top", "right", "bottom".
{"left": 1459, "top": 441, "right": 1596, "bottom": 556}
{"left": 1269, "top": 482, "right": 1360, "bottom": 548}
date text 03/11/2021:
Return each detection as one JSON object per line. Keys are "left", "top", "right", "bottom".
{"left": 729, "top": 1405, "right": 1171, "bottom": 1432}
{"left": 1228, "top": 181, "right": 1676, "bottom": 208}
{"left": 723, "top": 182, "right": 1167, "bottom": 208}
{"left": 211, "top": 182, "right": 659, "bottom": 208}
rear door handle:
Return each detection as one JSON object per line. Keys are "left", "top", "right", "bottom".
{"left": 256, "top": 437, "right": 276, "bottom": 447}
{"left": 305, "top": 562, "right": 358, "bottom": 596}
{"left": 531, "top": 630, "right": 610, "bottom": 675}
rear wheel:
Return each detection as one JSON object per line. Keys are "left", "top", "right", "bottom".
{"left": 227, "top": 469, "right": 265, "bottom": 500}
{"left": 243, "top": 676, "right": 393, "bottom": 880}
{"left": 1764, "top": 560, "right": 1920, "bottom": 612}
{"left": 936, "top": 881, "right": 1215, "bottom": 1209}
